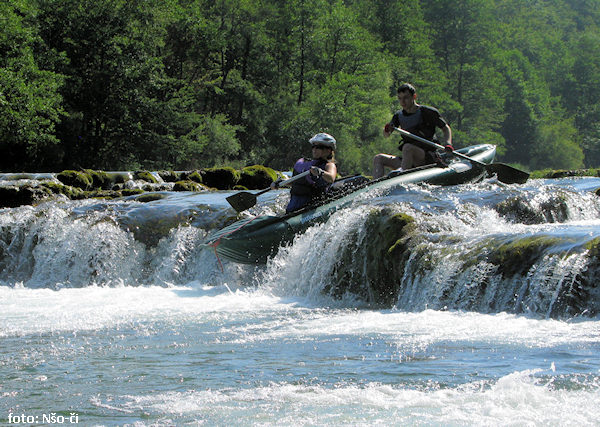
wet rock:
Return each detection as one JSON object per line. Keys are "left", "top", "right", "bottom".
{"left": 87, "top": 189, "right": 124, "bottom": 200}
{"left": 56, "top": 170, "right": 93, "bottom": 190}
{"left": 133, "top": 193, "right": 169, "bottom": 203}
{"left": 239, "top": 165, "right": 278, "bottom": 190}
{"left": 327, "top": 208, "right": 416, "bottom": 306}
{"left": 133, "top": 170, "right": 158, "bottom": 184}
{"left": 121, "top": 189, "right": 145, "bottom": 197}
{"left": 545, "top": 237, "right": 600, "bottom": 318}
{"left": 141, "top": 183, "right": 172, "bottom": 192}
{"left": 496, "top": 194, "right": 569, "bottom": 224}
{"left": 0, "top": 185, "right": 52, "bottom": 208}
{"left": 495, "top": 197, "right": 544, "bottom": 224}
{"left": 2, "top": 166, "right": 284, "bottom": 206}
{"left": 157, "top": 170, "right": 181, "bottom": 182}
{"left": 531, "top": 168, "right": 600, "bottom": 179}
{"left": 84, "top": 169, "right": 113, "bottom": 189}
{"left": 187, "top": 171, "right": 203, "bottom": 184}
{"left": 201, "top": 167, "right": 240, "bottom": 190}
{"left": 487, "top": 235, "right": 562, "bottom": 277}
{"left": 173, "top": 181, "right": 204, "bottom": 192}
{"left": 41, "top": 182, "right": 85, "bottom": 199}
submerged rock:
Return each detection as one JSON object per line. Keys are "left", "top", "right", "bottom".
{"left": 495, "top": 193, "right": 569, "bottom": 224}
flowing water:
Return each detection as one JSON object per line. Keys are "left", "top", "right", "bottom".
{"left": 1, "top": 175, "right": 599, "bottom": 426}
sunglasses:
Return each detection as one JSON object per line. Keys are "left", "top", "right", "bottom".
{"left": 312, "top": 145, "right": 331, "bottom": 150}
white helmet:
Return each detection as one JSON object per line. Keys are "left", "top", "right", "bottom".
{"left": 309, "top": 133, "right": 336, "bottom": 150}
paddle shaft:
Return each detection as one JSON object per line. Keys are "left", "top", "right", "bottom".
{"left": 392, "top": 127, "right": 530, "bottom": 184}
{"left": 248, "top": 170, "right": 312, "bottom": 197}
{"left": 226, "top": 170, "right": 314, "bottom": 212}
{"left": 393, "top": 127, "right": 487, "bottom": 166}
{"left": 278, "top": 169, "right": 312, "bottom": 187}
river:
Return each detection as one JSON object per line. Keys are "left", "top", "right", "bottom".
{"left": 1, "top": 175, "right": 599, "bottom": 425}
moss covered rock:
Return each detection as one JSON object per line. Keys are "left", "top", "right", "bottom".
{"left": 173, "top": 180, "right": 203, "bottom": 192}
{"left": 0, "top": 185, "right": 52, "bottom": 208}
{"left": 133, "top": 170, "right": 158, "bottom": 184}
{"left": 120, "top": 188, "right": 145, "bottom": 197}
{"left": 88, "top": 189, "right": 123, "bottom": 200}
{"left": 327, "top": 208, "right": 416, "bottom": 306}
{"left": 83, "top": 169, "right": 113, "bottom": 189}
{"left": 41, "top": 182, "right": 85, "bottom": 199}
{"left": 531, "top": 168, "right": 600, "bottom": 179}
{"left": 201, "top": 167, "right": 240, "bottom": 189}
{"left": 239, "top": 165, "right": 278, "bottom": 189}
{"left": 496, "top": 194, "right": 569, "bottom": 224}
{"left": 132, "top": 193, "right": 169, "bottom": 203}
{"left": 496, "top": 197, "right": 544, "bottom": 224}
{"left": 56, "top": 170, "right": 93, "bottom": 190}
{"left": 157, "top": 170, "right": 181, "bottom": 182}
{"left": 187, "top": 171, "right": 203, "bottom": 184}
{"left": 110, "top": 173, "right": 128, "bottom": 184}
{"left": 487, "top": 235, "right": 562, "bottom": 277}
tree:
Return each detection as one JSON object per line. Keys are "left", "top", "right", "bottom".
{"left": 0, "top": 0, "right": 64, "bottom": 171}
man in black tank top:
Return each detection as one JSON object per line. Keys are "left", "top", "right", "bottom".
{"left": 373, "top": 83, "right": 453, "bottom": 178}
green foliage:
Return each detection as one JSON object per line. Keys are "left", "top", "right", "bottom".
{"left": 530, "top": 119, "right": 584, "bottom": 170}
{"left": 0, "top": 0, "right": 65, "bottom": 171}
{"left": 3, "top": 0, "right": 600, "bottom": 172}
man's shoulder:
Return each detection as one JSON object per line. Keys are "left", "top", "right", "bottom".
{"left": 418, "top": 105, "right": 441, "bottom": 115}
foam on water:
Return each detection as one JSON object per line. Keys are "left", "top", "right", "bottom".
{"left": 95, "top": 369, "right": 599, "bottom": 426}
{"left": 0, "top": 285, "right": 286, "bottom": 338}
{"left": 3, "top": 284, "right": 598, "bottom": 346}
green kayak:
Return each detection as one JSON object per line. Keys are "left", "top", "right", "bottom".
{"left": 206, "top": 144, "right": 498, "bottom": 264}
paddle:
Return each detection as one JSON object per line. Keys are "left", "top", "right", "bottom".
{"left": 226, "top": 170, "right": 312, "bottom": 212}
{"left": 393, "top": 127, "right": 530, "bottom": 184}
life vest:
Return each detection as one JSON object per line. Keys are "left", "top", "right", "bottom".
{"left": 289, "top": 158, "right": 330, "bottom": 198}
{"left": 396, "top": 105, "right": 447, "bottom": 152}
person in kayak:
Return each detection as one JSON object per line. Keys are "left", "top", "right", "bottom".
{"left": 372, "top": 83, "right": 453, "bottom": 178}
{"left": 271, "top": 133, "right": 338, "bottom": 213}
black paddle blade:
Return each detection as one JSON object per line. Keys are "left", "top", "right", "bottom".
{"left": 486, "top": 163, "right": 530, "bottom": 184}
{"left": 226, "top": 191, "right": 258, "bottom": 212}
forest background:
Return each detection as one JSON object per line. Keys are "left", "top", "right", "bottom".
{"left": 2, "top": 0, "right": 600, "bottom": 175}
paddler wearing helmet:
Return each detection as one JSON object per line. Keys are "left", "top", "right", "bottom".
{"left": 271, "top": 132, "right": 338, "bottom": 213}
